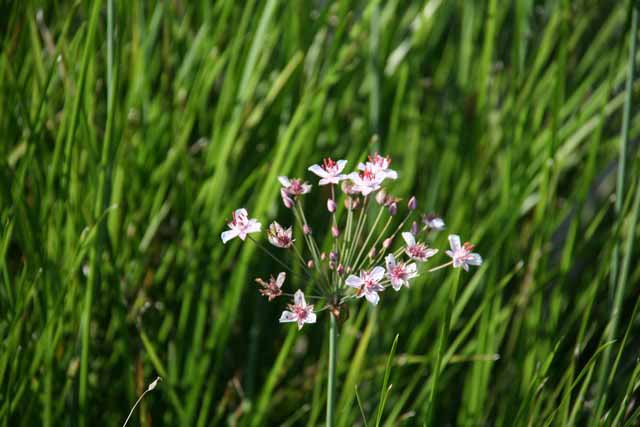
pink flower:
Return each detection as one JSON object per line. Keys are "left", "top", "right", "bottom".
{"left": 358, "top": 153, "right": 398, "bottom": 182}
{"left": 345, "top": 266, "right": 386, "bottom": 305}
{"left": 347, "top": 166, "right": 383, "bottom": 196}
{"left": 256, "top": 272, "right": 286, "bottom": 301}
{"left": 280, "top": 188, "right": 294, "bottom": 208}
{"left": 278, "top": 176, "right": 312, "bottom": 196}
{"left": 423, "top": 213, "right": 445, "bottom": 231}
{"left": 267, "top": 222, "right": 294, "bottom": 248}
{"left": 221, "top": 208, "right": 261, "bottom": 243}
{"left": 385, "top": 254, "right": 418, "bottom": 291}
{"left": 445, "top": 235, "right": 483, "bottom": 271}
{"left": 308, "top": 158, "right": 347, "bottom": 185}
{"left": 279, "top": 290, "right": 316, "bottom": 330}
{"left": 401, "top": 232, "right": 438, "bottom": 262}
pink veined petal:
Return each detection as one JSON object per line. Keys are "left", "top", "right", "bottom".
{"left": 276, "top": 272, "right": 286, "bottom": 288}
{"left": 238, "top": 231, "right": 248, "bottom": 240}
{"left": 391, "top": 278, "right": 403, "bottom": 292}
{"left": 406, "top": 263, "right": 418, "bottom": 274}
{"left": 234, "top": 208, "right": 248, "bottom": 218}
{"left": 297, "top": 320, "right": 305, "bottom": 330}
{"left": 336, "top": 159, "right": 347, "bottom": 173}
{"left": 370, "top": 266, "right": 385, "bottom": 281}
{"left": 462, "top": 263, "right": 470, "bottom": 272}
{"left": 294, "top": 289, "right": 306, "bottom": 306}
{"left": 452, "top": 257, "right": 463, "bottom": 268}
{"left": 345, "top": 275, "right": 364, "bottom": 288}
{"left": 221, "top": 229, "right": 239, "bottom": 244}
{"left": 385, "top": 254, "right": 396, "bottom": 270}
{"left": 384, "top": 170, "right": 398, "bottom": 180}
{"left": 365, "top": 291, "right": 380, "bottom": 305}
{"left": 306, "top": 312, "right": 317, "bottom": 324}
{"left": 245, "top": 220, "right": 262, "bottom": 234}
{"left": 318, "top": 177, "right": 331, "bottom": 186}
{"left": 448, "top": 234, "right": 461, "bottom": 251}
{"left": 445, "top": 250, "right": 455, "bottom": 259}
{"left": 425, "top": 248, "right": 439, "bottom": 258}
{"left": 279, "top": 311, "right": 296, "bottom": 323}
{"left": 308, "top": 164, "right": 329, "bottom": 178}
{"left": 302, "top": 183, "right": 312, "bottom": 193}
{"left": 467, "top": 253, "right": 483, "bottom": 266}
{"left": 401, "top": 232, "right": 416, "bottom": 247}
{"left": 278, "top": 176, "right": 291, "bottom": 187}
{"left": 357, "top": 162, "right": 367, "bottom": 171}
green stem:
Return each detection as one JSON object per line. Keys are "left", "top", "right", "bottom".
{"left": 327, "top": 314, "right": 338, "bottom": 427}
{"left": 425, "top": 269, "right": 460, "bottom": 425}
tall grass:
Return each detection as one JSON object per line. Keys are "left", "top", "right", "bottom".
{"left": 1, "top": 1, "right": 640, "bottom": 426}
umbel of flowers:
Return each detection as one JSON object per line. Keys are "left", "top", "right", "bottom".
{"left": 221, "top": 154, "right": 482, "bottom": 328}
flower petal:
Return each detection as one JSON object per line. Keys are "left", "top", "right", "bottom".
{"left": 306, "top": 312, "right": 317, "bottom": 324}
{"left": 276, "top": 272, "right": 286, "bottom": 288}
{"left": 279, "top": 311, "right": 296, "bottom": 323}
{"left": 234, "top": 208, "right": 248, "bottom": 218}
{"left": 345, "top": 275, "right": 364, "bottom": 288}
{"left": 221, "top": 229, "right": 239, "bottom": 244}
{"left": 401, "top": 232, "right": 416, "bottom": 246}
{"left": 365, "top": 291, "right": 380, "bottom": 305}
{"left": 385, "top": 253, "right": 396, "bottom": 270}
{"left": 278, "top": 176, "right": 291, "bottom": 187}
{"left": 336, "top": 159, "right": 347, "bottom": 173}
{"left": 245, "top": 220, "right": 262, "bottom": 234}
{"left": 370, "top": 266, "right": 385, "bottom": 281}
{"left": 294, "top": 289, "right": 306, "bottom": 306}
{"left": 448, "top": 234, "right": 461, "bottom": 251}
{"left": 308, "top": 164, "right": 328, "bottom": 178}
{"left": 467, "top": 253, "right": 483, "bottom": 266}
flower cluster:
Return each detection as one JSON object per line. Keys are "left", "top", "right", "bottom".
{"left": 221, "top": 154, "right": 483, "bottom": 329}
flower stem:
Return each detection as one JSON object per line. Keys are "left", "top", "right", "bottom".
{"left": 425, "top": 268, "right": 460, "bottom": 425}
{"left": 326, "top": 314, "right": 338, "bottom": 427}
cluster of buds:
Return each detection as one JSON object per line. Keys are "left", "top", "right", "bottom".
{"left": 221, "top": 154, "right": 482, "bottom": 329}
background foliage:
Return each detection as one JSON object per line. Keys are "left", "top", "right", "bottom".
{"left": 2, "top": 0, "right": 640, "bottom": 425}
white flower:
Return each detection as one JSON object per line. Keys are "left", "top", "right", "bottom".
{"left": 347, "top": 166, "right": 383, "bottom": 196}
{"left": 308, "top": 158, "right": 348, "bottom": 185}
{"left": 278, "top": 176, "right": 312, "bottom": 196}
{"left": 358, "top": 153, "right": 398, "bottom": 182}
{"left": 385, "top": 254, "right": 418, "bottom": 291}
{"left": 221, "top": 208, "right": 261, "bottom": 243}
{"left": 423, "top": 213, "right": 446, "bottom": 231}
{"left": 267, "top": 222, "right": 294, "bottom": 248}
{"left": 345, "top": 266, "right": 386, "bottom": 305}
{"left": 256, "top": 272, "right": 286, "bottom": 301}
{"left": 279, "top": 290, "right": 316, "bottom": 330}
{"left": 401, "top": 232, "right": 438, "bottom": 262}
{"left": 445, "top": 235, "right": 483, "bottom": 271}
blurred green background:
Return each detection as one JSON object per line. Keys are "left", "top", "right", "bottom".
{"left": 2, "top": 0, "right": 640, "bottom": 426}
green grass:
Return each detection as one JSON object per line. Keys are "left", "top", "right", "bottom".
{"left": 2, "top": 0, "right": 640, "bottom": 426}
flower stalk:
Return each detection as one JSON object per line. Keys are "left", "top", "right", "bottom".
{"left": 220, "top": 153, "right": 483, "bottom": 426}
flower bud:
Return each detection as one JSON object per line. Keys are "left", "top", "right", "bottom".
{"left": 344, "top": 197, "right": 354, "bottom": 210}
{"left": 368, "top": 247, "right": 376, "bottom": 258}
{"left": 388, "top": 202, "right": 397, "bottom": 216}
{"left": 352, "top": 198, "right": 361, "bottom": 209}
{"left": 307, "top": 259, "right": 314, "bottom": 269}
{"left": 337, "top": 264, "right": 345, "bottom": 275}
{"left": 411, "top": 221, "right": 419, "bottom": 235}
{"left": 375, "top": 189, "right": 387, "bottom": 205}
{"left": 408, "top": 196, "right": 417, "bottom": 210}
{"left": 329, "top": 251, "right": 338, "bottom": 263}
{"left": 281, "top": 189, "right": 294, "bottom": 209}
{"left": 327, "top": 198, "right": 336, "bottom": 213}
{"left": 383, "top": 237, "right": 393, "bottom": 249}
{"left": 332, "top": 225, "right": 340, "bottom": 237}
{"left": 303, "top": 224, "right": 312, "bottom": 235}
{"left": 320, "top": 252, "right": 326, "bottom": 261}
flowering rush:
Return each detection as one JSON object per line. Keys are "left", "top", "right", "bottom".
{"left": 220, "top": 153, "right": 483, "bottom": 330}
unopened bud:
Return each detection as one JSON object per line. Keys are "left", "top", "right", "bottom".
{"left": 332, "top": 225, "right": 340, "bottom": 237}
{"left": 329, "top": 251, "right": 338, "bottom": 263}
{"left": 307, "top": 259, "right": 314, "bottom": 269}
{"left": 388, "top": 202, "right": 397, "bottom": 216}
{"left": 411, "top": 221, "right": 419, "bottom": 235}
{"left": 368, "top": 247, "right": 376, "bottom": 258}
{"left": 320, "top": 252, "right": 326, "bottom": 261}
{"left": 337, "top": 264, "right": 345, "bottom": 275}
{"left": 408, "top": 196, "right": 417, "bottom": 210}
{"left": 345, "top": 197, "right": 354, "bottom": 210}
{"left": 327, "top": 198, "right": 336, "bottom": 213}
{"left": 375, "top": 189, "right": 387, "bottom": 205}
{"left": 383, "top": 237, "right": 393, "bottom": 249}
{"left": 303, "top": 224, "right": 312, "bottom": 235}
{"left": 352, "top": 198, "right": 361, "bottom": 209}
{"left": 281, "top": 189, "right": 294, "bottom": 209}
{"left": 329, "top": 261, "right": 336, "bottom": 270}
